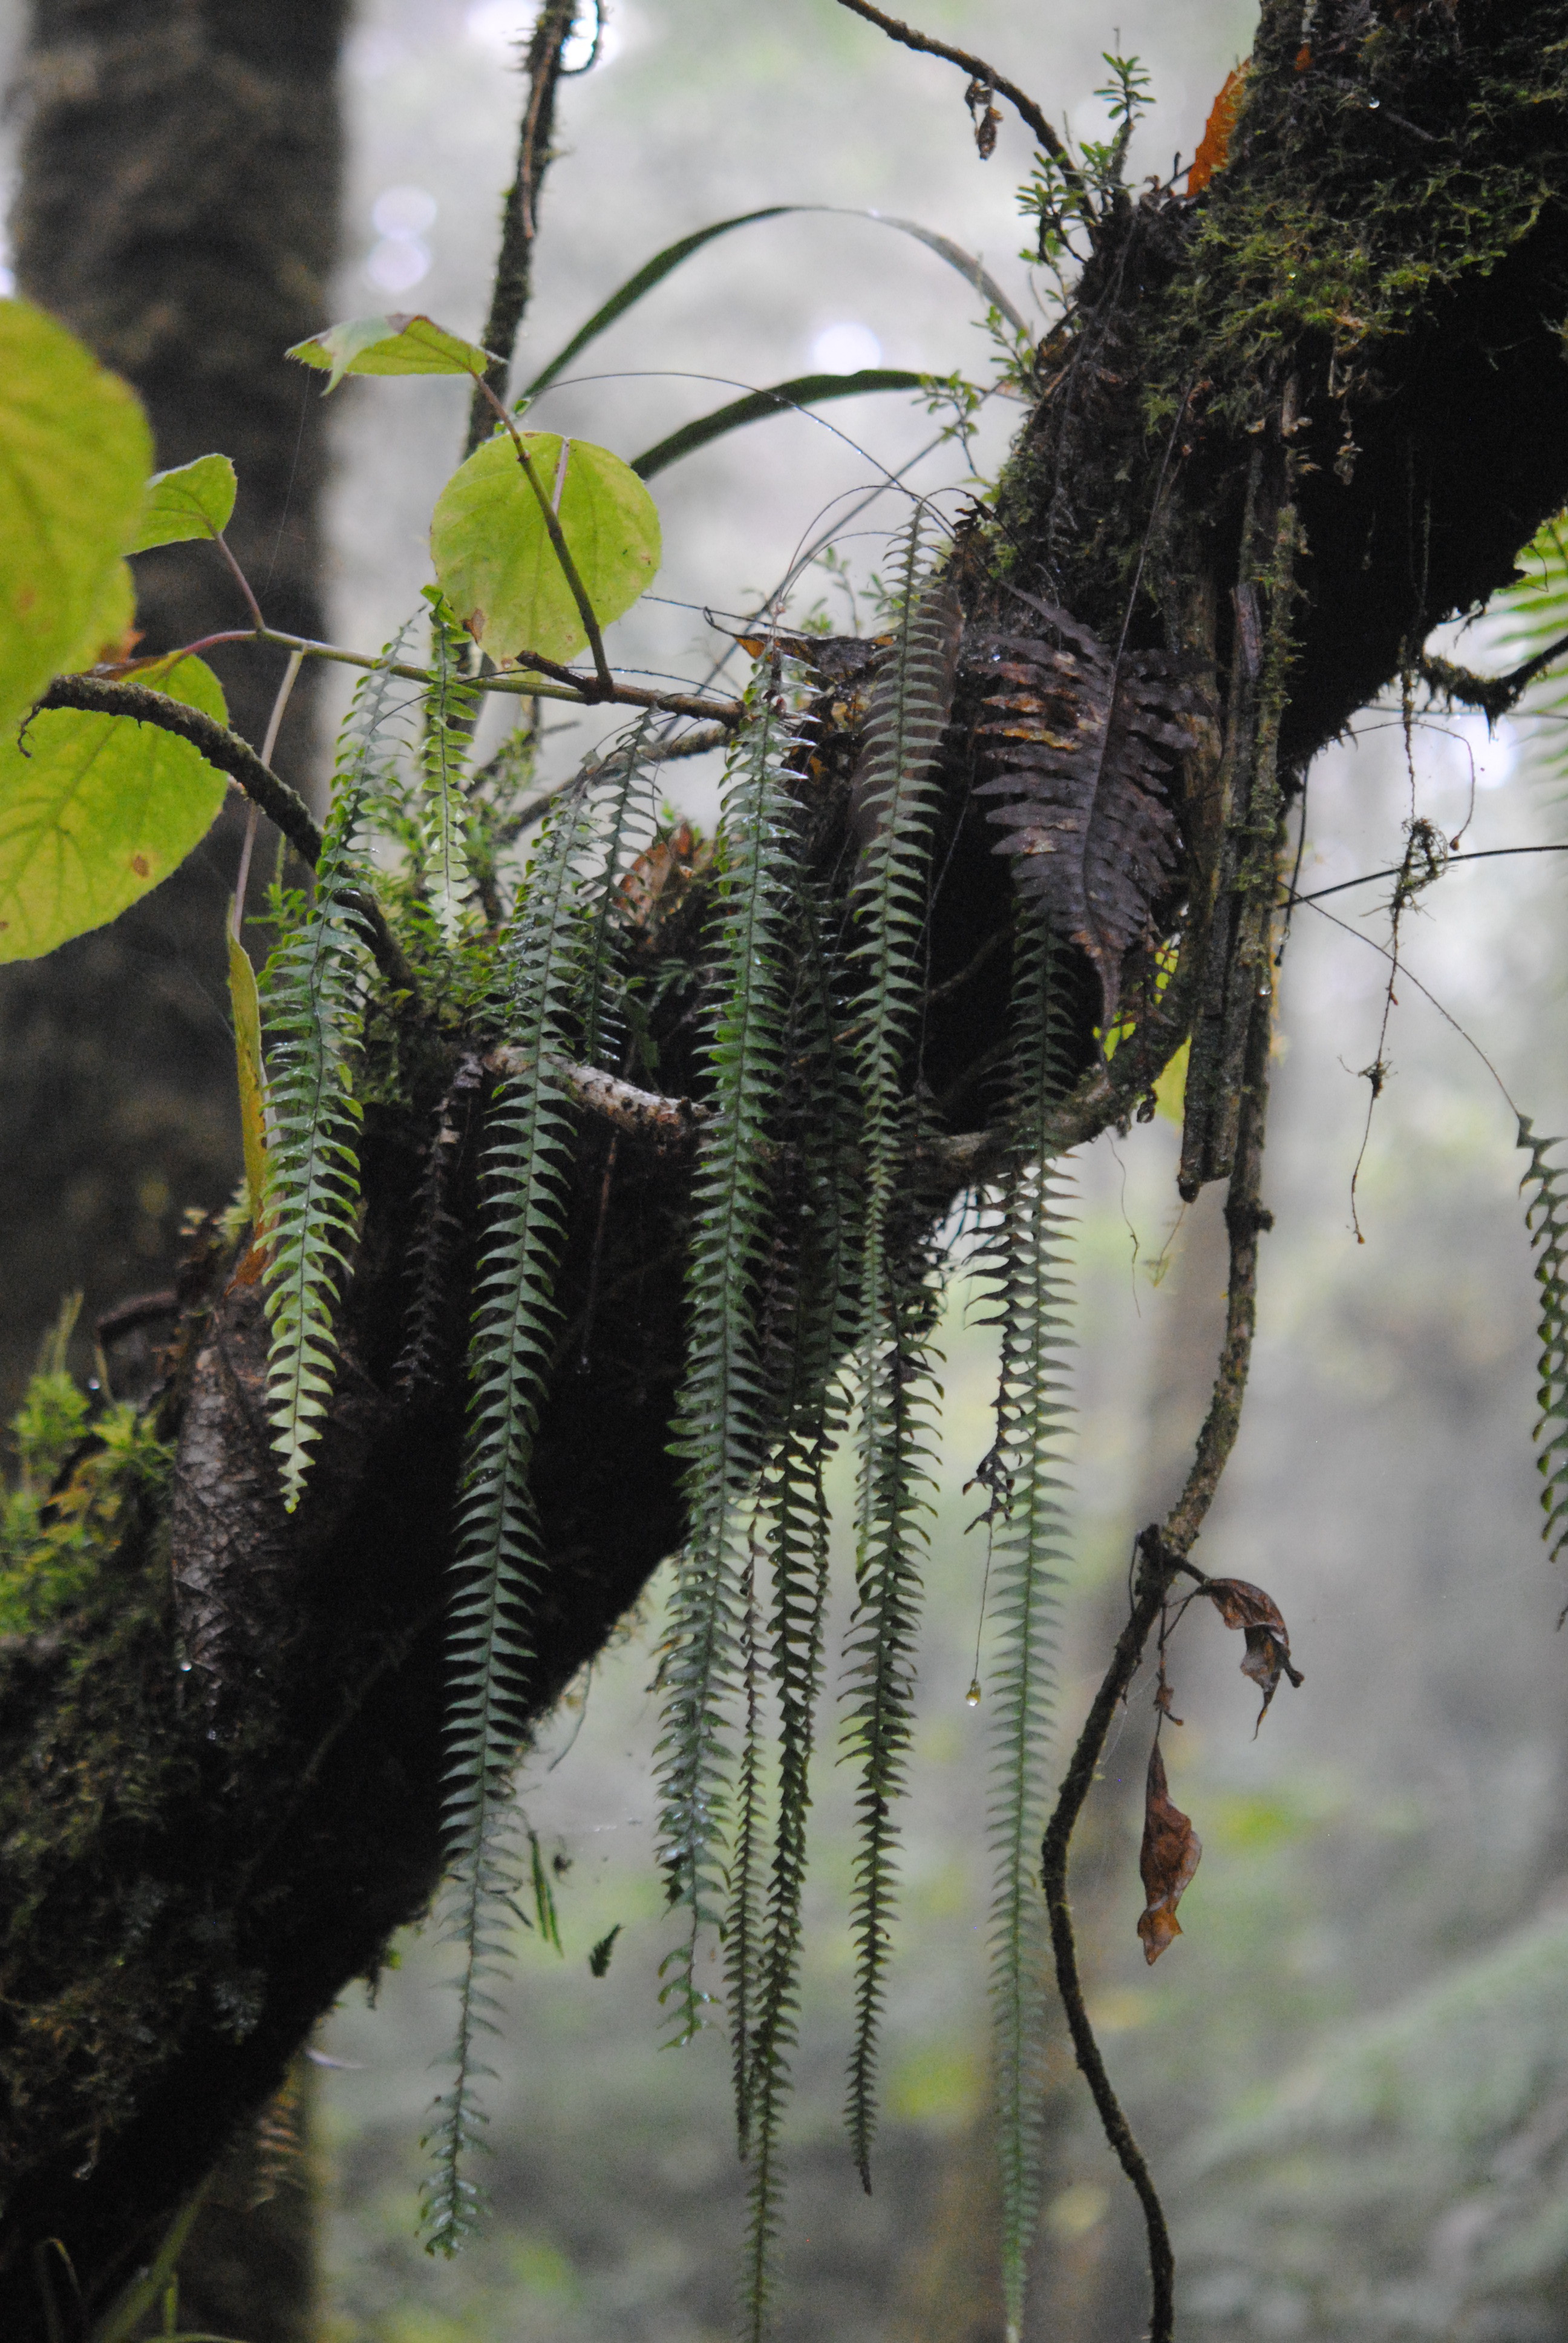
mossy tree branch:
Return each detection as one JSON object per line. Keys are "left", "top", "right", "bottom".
{"left": 8, "top": 3, "right": 1568, "bottom": 2329}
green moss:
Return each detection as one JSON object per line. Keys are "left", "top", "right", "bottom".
{"left": 1, "top": 1339, "right": 173, "bottom": 1639}
{"left": 1152, "top": 5, "right": 1568, "bottom": 434}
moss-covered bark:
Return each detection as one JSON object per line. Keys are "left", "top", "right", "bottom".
{"left": 6, "top": 2, "right": 1568, "bottom": 2329}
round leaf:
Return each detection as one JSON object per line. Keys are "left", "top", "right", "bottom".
{"left": 430, "top": 432, "right": 661, "bottom": 668}
{"left": 286, "top": 313, "right": 498, "bottom": 394}
{"left": 0, "top": 298, "right": 152, "bottom": 738}
{"left": 60, "top": 559, "right": 137, "bottom": 672}
{"left": 0, "top": 655, "right": 229, "bottom": 964}
{"left": 129, "top": 453, "right": 238, "bottom": 552}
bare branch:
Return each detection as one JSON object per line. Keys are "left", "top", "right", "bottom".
{"left": 831, "top": 0, "right": 1089, "bottom": 210}
{"left": 465, "top": 0, "right": 581, "bottom": 456}
{"left": 35, "top": 673, "right": 323, "bottom": 865}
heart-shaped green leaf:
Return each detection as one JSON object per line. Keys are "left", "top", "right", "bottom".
{"left": 0, "top": 655, "right": 229, "bottom": 964}
{"left": 286, "top": 313, "right": 500, "bottom": 395}
{"left": 430, "top": 431, "right": 661, "bottom": 668}
{"left": 128, "top": 453, "right": 238, "bottom": 551}
{"left": 0, "top": 299, "right": 152, "bottom": 739}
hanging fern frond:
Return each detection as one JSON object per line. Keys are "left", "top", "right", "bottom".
{"left": 261, "top": 633, "right": 413, "bottom": 1510}
{"left": 980, "top": 914, "right": 1074, "bottom": 2342}
{"left": 842, "top": 517, "right": 961, "bottom": 2189}
{"left": 739, "top": 903, "right": 857, "bottom": 2337}
{"left": 1517, "top": 1115, "right": 1568, "bottom": 1567}
{"left": 420, "top": 588, "right": 480, "bottom": 943}
{"left": 657, "top": 674, "right": 799, "bottom": 2053}
{"left": 420, "top": 774, "right": 602, "bottom": 2255}
{"left": 975, "top": 594, "right": 1206, "bottom": 1024}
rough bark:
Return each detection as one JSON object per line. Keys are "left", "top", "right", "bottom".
{"left": 5, "top": 1, "right": 1568, "bottom": 2329}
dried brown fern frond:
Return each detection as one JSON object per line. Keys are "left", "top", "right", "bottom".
{"left": 974, "top": 595, "right": 1205, "bottom": 1022}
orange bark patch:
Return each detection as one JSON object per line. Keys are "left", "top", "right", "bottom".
{"left": 1186, "top": 64, "right": 1249, "bottom": 196}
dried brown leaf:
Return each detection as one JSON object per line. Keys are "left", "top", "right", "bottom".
{"left": 1137, "top": 1737, "right": 1201, "bottom": 1965}
{"left": 1202, "top": 1576, "right": 1304, "bottom": 1732}
{"left": 973, "top": 595, "right": 1207, "bottom": 1023}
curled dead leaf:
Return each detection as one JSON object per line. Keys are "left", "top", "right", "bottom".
{"left": 1201, "top": 1576, "right": 1304, "bottom": 1732}
{"left": 1137, "top": 1737, "right": 1201, "bottom": 1965}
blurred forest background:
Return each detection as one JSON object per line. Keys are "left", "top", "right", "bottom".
{"left": 5, "top": 1, "right": 1568, "bottom": 2338}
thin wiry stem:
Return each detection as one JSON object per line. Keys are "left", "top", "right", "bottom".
{"left": 1039, "top": 980, "right": 1273, "bottom": 2343}
{"left": 830, "top": 0, "right": 1090, "bottom": 214}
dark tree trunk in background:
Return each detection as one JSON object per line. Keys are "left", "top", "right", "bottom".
{"left": 0, "top": 0, "right": 349, "bottom": 1412}
{"left": 4, "top": 7, "right": 348, "bottom": 2332}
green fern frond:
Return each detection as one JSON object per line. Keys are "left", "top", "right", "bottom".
{"left": 981, "top": 916, "right": 1074, "bottom": 2342}
{"left": 420, "top": 589, "right": 480, "bottom": 943}
{"left": 739, "top": 916, "right": 855, "bottom": 2335}
{"left": 420, "top": 774, "right": 602, "bottom": 2255}
{"left": 261, "top": 634, "right": 410, "bottom": 1509}
{"left": 841, "top": 515, "right": 961, "bottom": 2187}
{"left": 1517, "top": 1115, "right": 1568, "bottom": 1566}
{"left": 657, "top": 675, "right": 799, "bottom": 2052}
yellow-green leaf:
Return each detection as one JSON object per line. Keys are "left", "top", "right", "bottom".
{"left": 0, "top": 655, "right": 229, "bottom": 964}
{"left": 227, "top": 926, "right": 270, "bottom": 1226}
{"left": 60, "top": 559, "right": 137, "bottom": 672}
{"left": 129, "top": 453, "right": 238, "bottom": 552}
{"left": 286, "top": 313, "right": 499, "bottom": 395}
{"left": 430, "top": 431, "right": 661, "bottom": 668}
{"left": 0, "top": 298, "right": 152, "bottom": 738}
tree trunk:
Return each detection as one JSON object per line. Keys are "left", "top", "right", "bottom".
{"left": 0, "top": 0, "right": 348, "bottom": 1412}
{"left": 5, "top": 2, "right": 1568, "bottom": 2329}
{"left": 3, "top": 5, "right": 348, "bottom": 2332}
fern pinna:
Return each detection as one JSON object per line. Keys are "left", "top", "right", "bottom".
{"left": 419, "top": 588, "right": 480, "bottom": 945}
{"left": 980, "top": 915, "right": 1074, "bottom": 2342}
{"left": 261, "top": 635, "right": 414, "bottom": 1509}
{"left": 656, "top": 670, "right": 799, "bottom": 2050}
{"left": 739, "top": 885, "right": 859, "bottom": 2336}
{"left": 841, "top": 516, "right": 962, "bottom": 2186}
{"left": 1517, "top": 1115, "right": 1568, "bottom": 1567}
{"left": 420, "top": 773, "right": 601, "bottom": 2253}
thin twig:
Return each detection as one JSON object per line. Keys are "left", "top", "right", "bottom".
{"left": 466, "top": 0, "right": 580, "bottom": 456}
{"left": 34, "top": 673, "right": 419, "bottom": 1001}
{"left": 1419, "top": 632, "right": 1568, "bottom": 723}
{"left": 831, "top": 0, "right": 1090, "bottom": 214}
{"left": 485, "top": 1046, "right": 709, "bottom": 1145}
{"left": 108, "top": 621, "right": 746, "bottom": 725}
{"left": 36, "top": 674, "right": 323, "bottom": 863}
{"left": 1039, "top": 982, "right": 1274, "bottom": 2343}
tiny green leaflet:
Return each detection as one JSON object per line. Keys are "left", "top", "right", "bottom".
{"left": 430, "top": 431, "right": 661, "bottom": 668}
{"left": 0, "top": 657, "right": 230, "bottom": 964}
{"left": 286, "top": 313, "right": 500, "bottom": 395}
{"left": 0, "top": 298, "right": 152, "bottom": 739}
{"left": 129, "top": 454, "right": 238, "bottom": 551}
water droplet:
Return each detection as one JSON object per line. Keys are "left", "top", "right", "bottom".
{"left": 965, "top": 1679, "right": 982, "bottom": 1708}
{"left": 178, "top": 1659, "right": 192, "bottom": 1673}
